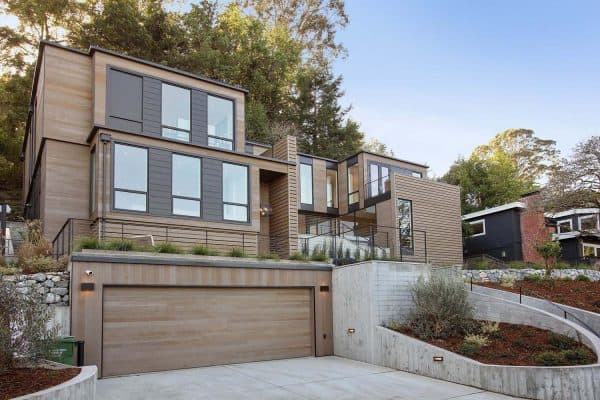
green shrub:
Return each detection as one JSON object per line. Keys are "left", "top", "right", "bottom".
{"left": 464, "top": 334, "right": 490, "bottom": 347}
{"left": 191, "top": 245, "right": 218, "bottom": 256}
{"left": 472, "top": 260, "right": 490, "bottom": 270}
{"left": 575, "top": 274, "right": 591, "bottom": 282}
{"left": 0, "top": 266, "right": 21, "bottom": 276}
{"left": 103, "top": 239, "right": 136, "bottom": 251}
{"left": 554, "top": 261, "right": 571, "bottom": 270}
{"left": 534, "top": 351, "right": 568, "bottom": 366}
{"left": 523, "top": 274, "right": 543, "bottom": 282}
{"left": 353, "top": 248, "right": 361, "bottom": 261}
{"left": 257, "top": 252, "right": 280, "bottom": 260}
{"left": 500, "top": 275, "right": 516, "bottom": 288}
{"left": 74, "top": 236, "right": 103, "bottom": 251}
{"left": 228, "top": 247, "right": 246, "bottom": 257}
{"left": 508, "top": 261, "right": 527, "bottom": 269}
{"left": 289, "top": 252, "right": 308, "bottom": 261}
{"left": 344, "top": 248, "right": 351, "bottom": 259}
{"left": 459, "top": 341, "right": 481, "bottom": 357}
{"left": 21, "top": 256, "right": 68, "bottom": 274}
{"left": 310, "top": 252, "right": 328, "bottom": 262}
{"left": 407, "top": 272, "right": 474, "bottom": 340}
{"left": 561, "top": 348, "right": 596, "bottom": 364}
{"left": 531, "top": 263, "right": 546, "bottom": 270}
{"left": 548, "top": 332, "right": 580, "bottom": 350}
{"left": 480, "top": 321, "right": 500, "bottom": 335}
{"left": 154, "top": 242, "right": 182, "bottom": 254}
{"left": 386, "top": 321, "right": 403, "bottom": 331}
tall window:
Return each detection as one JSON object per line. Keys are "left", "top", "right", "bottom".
{"left": 397, "top": 199, "right": 413, "bottom": 248}
{"left": 208, "top": 95, "right": 234, "bottom": 150}
{"left": 368, "top": 163, "right": 390, "bottom": 198}
{"left": 113, "top": 144, "right": 147, "bottom": 212}
{"left": 326, "top": 169, "right": 338, "bottom": 208}
{"left": 162, "top": 83, "right": 190, "bottom": 142}
{"left": 300, "top": 163, "right": 313, "bottom": 205}
{"left": 172, "top": 154, "right": 201, "bottom": 217}
{"left": 348, "top": 164, "right": 359, "bottom": 205}
{"left": 223, "top": 163, "right": 248, "bottom": 221}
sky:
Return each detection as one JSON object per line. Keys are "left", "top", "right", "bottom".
{"left": 333, "top": 0, "right": 600, "bottom": 176}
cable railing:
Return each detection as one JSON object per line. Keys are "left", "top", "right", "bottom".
{"left": 363, "top": 176, "right": 391, "bottom": 200}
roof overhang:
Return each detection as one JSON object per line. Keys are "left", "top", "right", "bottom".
{"left": 462, "top": 202, "right": 526, "bottom": 220}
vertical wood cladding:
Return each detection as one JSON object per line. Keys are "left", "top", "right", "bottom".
{"left": 393, "top": 174, "right": 462, "bottom": 265}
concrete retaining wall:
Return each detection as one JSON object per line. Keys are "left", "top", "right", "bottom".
{"left": 14, "top": 365, "right": 97, "bottom": 400}
{"left": 333, "top": 261, "right": 600, "bottom": 400}
{"left": 471, "top": 284, "right": 600, "bottom": 338}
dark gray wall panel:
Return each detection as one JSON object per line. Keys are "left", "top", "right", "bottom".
{"left": 464, "top": 209, "right": 523, "bottom": 261}
{"left": 107, "top": 117, "right": 142, "bottom": 134}
{"left": 202, "top": 158, "right": 223, "bottom": 221}
{"left": 148, "top": 148, "right": 172, "bottom": 216}
{"left": 191, "top": 90, "right": 208, "bottom": 146}
{"left": 143, "top": 77, "right": 162, "bottom": 137}
{"left": 107, "top": 69, "right": 143, "bottom": 123}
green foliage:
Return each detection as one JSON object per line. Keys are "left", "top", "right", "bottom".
{"left": 500, "top": 275, "right": 516, "bottom": 288}
{"left": 554, "top": 261, "right": 571, "bottom": 270}
{"left": 257, "top": 252, "right": 280, "bottom": 260}
{"left": 289, "top": 252, "right": 308, "bottom": 261}
{"left": 472, "top": 260, "right": 490, "bottom": 270}
{"left": 507, "top": 261, "right": 528, "bottom": 269}
{"left": 534, "top": 349, "right": 596, "bottom": 366}
{"left": 103, "top": 239, "right": 137, "bottom": 252}
{"left": 548, "top": 332, "right": 580, "bottom": 350}
{"left": 458, "top": 341, "right": 481, "bottom": 357}
{"left": 407, "top": 273, "right": 474, "bottom": 340}
{"left": 523, "top": 274, "right": 543, "bottom": 282}
{"left": 310, "top": 252, "right": 328, "bottom": 262}
{"left": 363, "top": 138, "right": 394, "bottom": 157}
{"left": 0, "top": 266, "right": 21, "bottom": 276}
{"left": 21, "top": 256, "right": 68, "bottom": 274}
{"left": 154, "top": 242, "right": 182, "bottom": 254}
{"left": 535, "top": 239, "right": 561, "bottom": 275}
{"left": 575, "top": 274, "right": 591, "bottom": 282}
{"left": 464, "top": 334, "right": 490, "bottom": 347}
{"left": 191, "top": 245, "right": 219, "bottom": 256}
{"left": 227, "top": 247, "right": 246, "bottom": 258}
{"left": 353, "top": 247, "right": 361, "bottom": 261}
{"left": 480, "top": 321, "right": 500, "bottom": 336}
{"left": 0, "top": 281, "right": 58, "bottom": 372}
{"left": 534, "top": 351, "right": 568, "bottom": 366}
{"left": 74, "top": 236, "right": 102, "bottom": 251}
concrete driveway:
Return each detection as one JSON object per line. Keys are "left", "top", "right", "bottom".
{"left": 97, "top": 356, "right": 520, "bottom": 400}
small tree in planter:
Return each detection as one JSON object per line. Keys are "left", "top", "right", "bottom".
{"left": 0, "top": 282, "right": 58, "bottom": 372}
{"left": 535, "top": 239, "right": 561, "bottom": 276}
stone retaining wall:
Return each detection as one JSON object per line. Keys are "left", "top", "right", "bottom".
{"left": 462, "top": 268, "right": 600, "bottom": 282}
{"left": 1, "top": 272, "right": 70, "bottom": 305}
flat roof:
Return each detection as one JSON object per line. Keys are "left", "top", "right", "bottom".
{"left": 545, "top": 208, "right": 600, "bottom": 219}
{"left": 462, "top": 202, "right": 526, "bottom": 220}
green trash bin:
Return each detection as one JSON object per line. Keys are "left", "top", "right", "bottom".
{"left": 50, "top": 336, "right": 81, "bottom": 366}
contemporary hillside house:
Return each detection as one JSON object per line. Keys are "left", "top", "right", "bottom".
{"left": 21, "top": 41, "right": 463, "bottom": 376}
{"left": 545, "top": 208, "right": 600, "bottom": 264}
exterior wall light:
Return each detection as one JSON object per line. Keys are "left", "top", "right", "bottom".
{"left": 319, "top": 285, "right": 329, "bottom": 292}
{"left": 80, "top": 282, "right": 95, "bottom": 291}
{"left": 433, "top": 356, "right": 444, "bottom": 362}
{"left": 347, "top": 328, "right": 355, "bottom": 334}
{"left": 85, "top": 270, "right": 94, "bottom": 276}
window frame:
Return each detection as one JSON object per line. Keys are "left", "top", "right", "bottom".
{"left": 397, "top": 198, "right": 414, "bottom": 249}
{"left": 557, "top": 219, "right": 573, "bottom": 234}
{"left": 171, "top": 153, "right": 202, "bottom": 218}
{"left": 347, "top": 163, "right": 359, "bottom": 205}
{"left": 300, "top": 163, "right": 314, "bottom": 206}
{"left": 326, "top": 168, "right": 339, "bottom": 209}
{"left": 582, "top": 243, "right": 600, "bottom": 258}
{"left": 578, "top": 214, "right": 599, "bottom": 231}
{"left": 207, "top": 94, "right": 235, "bottom": 151}
{"left": 112, "top": 142, "right": 149, "bottom": 213}
{"left": 161, "top": 82, "right": 192, "bottom": 142}
{"left": 469, "top": 219, "right": 486, "bottom": 237}
{"left": 222, "top": 162, "right": 249, "bottom": 223}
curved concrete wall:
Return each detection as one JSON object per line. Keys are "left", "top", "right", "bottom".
{"left": 15, "top": 366, "right": 97, "bottom": 400}
{"left": 470, "top": 284, "right": 600, "bottom": 337}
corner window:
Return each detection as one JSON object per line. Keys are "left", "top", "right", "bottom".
{"left": 113, "top": 144, "right": 147, "bottom": 212}
{"left": 223, "top": 163, "right": 248, "bottom": 221}
{"left": 469, "top": 219, "right": 486, "bottom": 237}
{"left": 348, "top": 164, "right": 359, "bottom": 205}
{"left": 397, "top": 199, "right": 413, "bottom": 248}
{"left": 172, "top": 154, "right": 201, "bottom": 217}
{"left": 326, "top": 169, "right": 338, "bottom": 208}
{"left": 579, "top": 215, "right": 599, "bottom": 231}
{"left": 300, "top": 163, "right": 313, "bottom": 205}
{"left": 208, "top": 95, "right": 234, "bottom": 150}
{"left": 368, "top": 163, "right": 391, "bottom": 198}
{"left": 557, "top": 219, "right": 573, "bottom": 234}
{"left": 161, "top": 83, "right": 191, "bottom": 142}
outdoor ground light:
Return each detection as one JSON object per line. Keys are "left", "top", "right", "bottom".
{"left": 347, "top": 328, "right": 356, "bottom": 334}
{"left": 433, "top": 356, "right": 444, "bottom": 362}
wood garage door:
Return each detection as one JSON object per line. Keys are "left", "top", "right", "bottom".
{"left": 102, "top": 286, "right": 314, "bottom": 377}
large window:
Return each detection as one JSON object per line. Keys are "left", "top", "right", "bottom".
{"left": 162, "top": 83, "right": 191, "bottom": 142}
{"left": 300, "top": 163, "right": 313, "bottom": 205}
{"left": 348, "top": 164, "right": 359, "bottom": 205}
{"left": 397, "top": 199, "right": 413, "bottom": 248}
{"left": 469, "top": 219, "right": 486, "bottom": 237}
{"left": 583, "top": 243, "right": 600, "bottom": 257}
{"left": 208, "top": 95, "right": 234, "bottom": 150}
{"left": 368, "top": 163, "right": 390, "bottom": 198}
{"left": 326, "top": 169, "right": 338, "bottom": 208}
{"left": 113, "top": 144, "right": 148, "bottom": 212}
{"left": 223, "top": 163, "right": 248, "bottom": 221}
{"left": 172, "top": 154, "right": 201, "bottom": 217}
{"left": 557, "top": 219, "right": 573, "bottom": 234}
{"left": 579, "top": 214, "right": 599, "bottom": 231}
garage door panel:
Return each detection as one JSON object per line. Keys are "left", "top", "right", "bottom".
{"left": 102, "top": 287, "right": 314, "bottom": 376}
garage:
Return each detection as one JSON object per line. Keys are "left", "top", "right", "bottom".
{"left": 102, "top": 286, "right": 315, "bottom": 377}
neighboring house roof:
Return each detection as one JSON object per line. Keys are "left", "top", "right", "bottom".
{"left": 544, "top": 208, "right": 600, "bottom": 219}
{"left": 462, "top": 202, "right": 526, "bottom": 220}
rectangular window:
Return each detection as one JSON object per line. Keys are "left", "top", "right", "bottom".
{"left": 348, "top": 164, "right": 359, "bottom": 205}
{"left": 208, "top": 95, "right": 234, "bottom": 150}
{"left": 469, "top": 219, "right": 486, "bottom": 236}
{"left": 172, "top": 154, "right": 201, "bottom": 217}
{"left": 113, "top": 143, "right": 147, "bottom": 212}
{"left": 223, "top": 163, "right": 248, "bottom": 222}
{"left": 107, "top": 70, "right": 143, "bottom": 124}
{"left": 557, "top": 219, "right": 573, "bottom": 234}
{"left": 583, "top": 243, "right": 600, "bottom": 257}
{"left": 300, "top": 163, "right": 313, "bottom": 205}
{"left": 369, "top": 164, "right": 379, "bottom": 197}
{"left": 381, "top": 167, "right": 390, "bottom": 193}
{"left": 397, "top": 199, "right": 413, "bottom": 248}
{"left": 368, "top": 163, "right": 391, "bottom": 198}
{"left": 326, "top": 169, "right": 338, "bottom": 208}
{"left": 89, "top": 148, "right": 96, "bottom": 214}
{"left": 579, "top": 215, "right": 599, "bottom": 231}
{"left": 162, "top": 83, "right": 191, "bottom": 142}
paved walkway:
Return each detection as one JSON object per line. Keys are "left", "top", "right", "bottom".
{"left": 97, "top": 356, "right": 521, "bottom": 399}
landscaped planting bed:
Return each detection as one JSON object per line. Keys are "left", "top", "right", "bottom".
{"left": 0, "top": 366, "right": 80, "bottom": 400}
{"left": 479, "top": 279, "right": 600, "bottom": 313}
{"left": 389, "top": 321, "right": 597, "bottom": 366}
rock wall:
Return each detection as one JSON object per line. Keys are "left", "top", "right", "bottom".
{"left": 462, "top": 268, "right": 600, "bottom": 282}
{"left": 1, "top": 272, "right": 70, "bottom": 305}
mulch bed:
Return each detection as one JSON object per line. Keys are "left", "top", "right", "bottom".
{"left": 392, "top": 322, "right": 597, "bottom": 366}
{"left": 477, "top": 280, "right": 600, "bottom": 313}
{"left": 0, "top": 367, "right": 80, "bottom": 400}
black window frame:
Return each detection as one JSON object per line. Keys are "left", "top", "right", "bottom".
{"left": 112, "top": 142, "right": 149, "bottom": 213}
{"left": 222, "top": 161, "right": 249, "bottom": 223}
{"left": 397, "top": 198, "right": 414, "bottom": 249}
{"left": 161, "top": 82, "right": 192, "bottom": 143}
{"left": 207, "top": 94, "right": 235, "bottom": 151}
{"left": 326, "top": 168, "right": 339, "bottom": 210}
{"left": 367, "top": 162, "right": 391, "bottom": 198}
{"left": 347, "top": 163, "right": 360, "bottom": 206}
{"left": 171, "top": 153, "right": 202, "bottom": 218}
{"left": 300, "top": 162, "right": 314, "bottom": 206}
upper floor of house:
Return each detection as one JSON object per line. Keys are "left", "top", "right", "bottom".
{"left": 545, "top": 208, "right": 600, "bottom": 237}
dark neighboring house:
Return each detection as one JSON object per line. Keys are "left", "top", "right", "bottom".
{"left": 462, "top": 202, "right": 526, "bottom": 262}
{"left": 545, "top": 208, "right": 600, "bottom": 266}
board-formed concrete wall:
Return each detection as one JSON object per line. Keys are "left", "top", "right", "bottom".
{"left": 14, "top": 365, "right": 97, "bottom": 400}
{"left": 333, "top": 261, "right": 600, "bottom": 400}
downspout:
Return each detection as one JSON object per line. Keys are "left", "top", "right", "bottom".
{"left": 99, "top": 133, "right": 111, "bottom": 241}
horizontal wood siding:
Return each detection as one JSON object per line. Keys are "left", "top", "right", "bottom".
{"left": 148, "top": 148, "right": 171, "bottom": 216}
{"left": 142, "top": 76, "right": 161, "bottom": 137}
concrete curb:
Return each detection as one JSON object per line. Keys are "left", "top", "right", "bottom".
{"left": 14, "top": 365, "right": 97, "bottom": 399}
